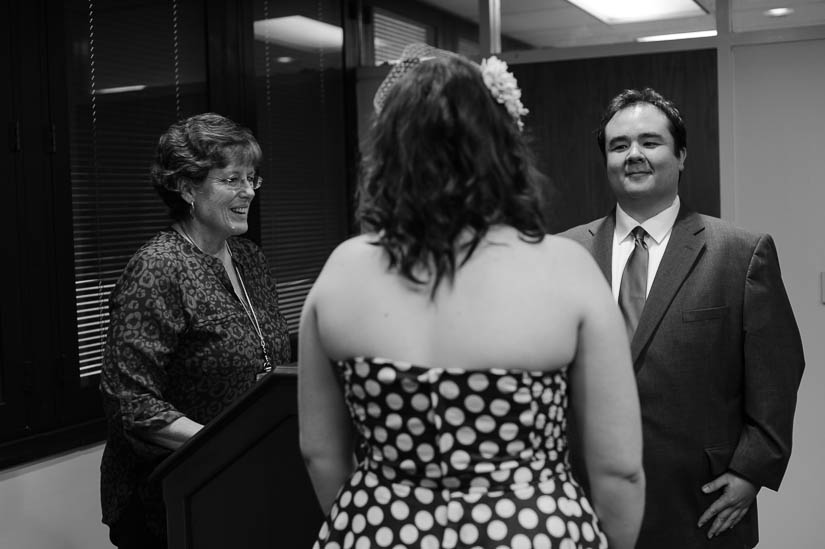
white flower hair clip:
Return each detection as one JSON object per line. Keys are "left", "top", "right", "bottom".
{"left": 480, "top": 56, "right": 529, "bottom": 131}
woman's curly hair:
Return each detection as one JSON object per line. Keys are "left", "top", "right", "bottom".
{"left": 150, "top": 112, "right": 261, "bottom": 220}
{"left": 357, "top": 55, "right": 547, "bottom": 297}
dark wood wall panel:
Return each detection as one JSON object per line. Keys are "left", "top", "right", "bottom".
{"left": 512, "top": 49, "right": 719, "bottom": 233}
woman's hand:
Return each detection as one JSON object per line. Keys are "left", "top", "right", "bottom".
{"left": 143, "top": 416, "right": 204, "bottom": 450}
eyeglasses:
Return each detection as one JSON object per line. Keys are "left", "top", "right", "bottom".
{"left": 209, "top": 173, "right": 263, "bottom": 190}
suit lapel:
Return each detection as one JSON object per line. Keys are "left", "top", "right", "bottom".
{"left": 588, "top": 212, "right": 615, "bottom": 284}
{"left": 631, "top": 209, "right": 706, "bottom": 368}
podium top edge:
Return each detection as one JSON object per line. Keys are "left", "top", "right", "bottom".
{"left": 272, "top": 363, "right": 298, "bottom": 377}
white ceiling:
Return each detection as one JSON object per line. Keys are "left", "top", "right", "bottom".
{"left": 417, "top": 0, "right": 825, "bottom": 48}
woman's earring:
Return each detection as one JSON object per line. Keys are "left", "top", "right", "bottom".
{"left": 189, "top": 200, "right": 195, "bottom": 217}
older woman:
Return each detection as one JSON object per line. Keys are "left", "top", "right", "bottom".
{"left": 100, "top": 113, "right": 290, "bottom": 548}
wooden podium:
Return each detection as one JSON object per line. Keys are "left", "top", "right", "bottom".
{"left": 151, "top": 366, "right": 324, "bottom": 548}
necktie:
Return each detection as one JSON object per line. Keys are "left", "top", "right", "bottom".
{"left": 619, "top": 226, "right": 648, "bottom": 340}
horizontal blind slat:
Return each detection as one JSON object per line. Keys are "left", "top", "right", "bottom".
{"left": 373, "top": 9, "right": 431, "bottom": 66}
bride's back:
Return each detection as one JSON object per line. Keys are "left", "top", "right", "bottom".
{"left": 311, "top": 225, "right": 604, "bottom": 374}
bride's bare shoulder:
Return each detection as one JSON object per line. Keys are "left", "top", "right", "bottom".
{"left": 538, "top": 234, "right": 594, "bottom": 262}
{"left": 531, "top": 235, "right": 604, "bottom": 286}
{"left": 314, "top": 234, "right": 384, "bottom": 282}
{"left": 326, "top": 233, "right": 380, "bottom": 260}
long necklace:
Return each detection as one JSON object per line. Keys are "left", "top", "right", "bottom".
{"left": 175, "top": 223, "right": 272, "bottom": 375}
{"left": 227, "top": 244, "right": 273, "bottom": 374}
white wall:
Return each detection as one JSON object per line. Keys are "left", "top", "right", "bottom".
{"left": 0, "top": 443, "right": 111, "bottom": 549}
{"left": 732, "top": 38, "right": 825, "bottom": 548}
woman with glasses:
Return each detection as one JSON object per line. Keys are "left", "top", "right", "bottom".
{"left": 99, "top": 112, "right": 290, "bottom": 548}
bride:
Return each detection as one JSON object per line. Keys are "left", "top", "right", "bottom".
{"left": 298, "top": 45, "right": 644, "bottom": 549}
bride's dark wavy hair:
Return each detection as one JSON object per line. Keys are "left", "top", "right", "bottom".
{"left": 357, "top": 55, "right": 547, "bottom": 296}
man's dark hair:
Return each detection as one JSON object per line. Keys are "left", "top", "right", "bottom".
{"left": 596, "top": 87, "right": 687, "bottom": 160}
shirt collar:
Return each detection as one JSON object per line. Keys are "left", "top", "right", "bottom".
{"left": 615, "top": 195, "right": 681, "bottom": 245}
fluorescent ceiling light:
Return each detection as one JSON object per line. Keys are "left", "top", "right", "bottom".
{"left": 567, "top": 0, "right": 705, "bottom": 24}
{"left": 637, "top": 29, "right": 717, "bottom": 42}
{"left": 97, "top": 85, "right": 146, "bottom": 95}
{"left": 254, "top": 15, "right": 342, "bottom": 51}
{"left": 764, "top": 8, "right": 794, "bottom": 17}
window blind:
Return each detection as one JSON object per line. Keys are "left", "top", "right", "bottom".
{"left": 254, "top": 0, "right": 349, "bottom": 336}
{"left": 458, "top": 37, "right": 481, "bottom": 59}
{"left": 67, "top": 0, "right": 207, "bottom": 379}
{"left": 373, "top": 9, "right": 432, "bottom": 66}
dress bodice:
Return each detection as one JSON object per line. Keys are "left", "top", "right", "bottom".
{"left": 315, "top": 357, "right": 606, "bottom": 548}
{"left": 336, "top": 357, "right": 571, "bottom": 492}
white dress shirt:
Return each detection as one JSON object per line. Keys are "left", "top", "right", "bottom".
{"left": 611, "top": 196, "right": 681, "bottom": 302}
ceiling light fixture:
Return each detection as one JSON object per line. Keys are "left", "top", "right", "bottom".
{"left": 637, "top": 29, "right": 717, "bottom": 42}
{"left": 253, "top": 16, "right": 343, "bottom": 51}
{"left": 566, "top": 0, "right": 706, "bottom": 24}
{"left": 764, "top": 8, "right": 794, "bottom": 17}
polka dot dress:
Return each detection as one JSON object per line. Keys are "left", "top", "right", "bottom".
{"left": 313, "top": 357, "right": 608, "bottom": 549}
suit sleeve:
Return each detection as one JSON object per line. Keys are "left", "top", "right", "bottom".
{"left": 729, "top": 234, "right": 805, "bottom": 490}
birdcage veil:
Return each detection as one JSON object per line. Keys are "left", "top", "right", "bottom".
{"left": 372, "top": 43, "right": 461, "bottom": 114}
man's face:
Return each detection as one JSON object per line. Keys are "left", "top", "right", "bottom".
{"left": 604, "top": 103, "right": 686, "bottom": 217}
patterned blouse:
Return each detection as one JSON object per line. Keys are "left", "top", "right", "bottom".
{"left": 99, "top": 229, "right": 291, "bottom": 537}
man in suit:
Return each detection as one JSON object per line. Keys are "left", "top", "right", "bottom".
{"left": 560, "top": 87, "right": 804, "bottom": 548}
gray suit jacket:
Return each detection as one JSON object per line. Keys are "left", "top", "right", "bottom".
{"left": 560, "top": 207, "right": 804, "bottom": 549}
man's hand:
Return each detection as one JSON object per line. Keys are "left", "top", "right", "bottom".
{"left": 697, "top": 471, "right": 759, "bottom": 538}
